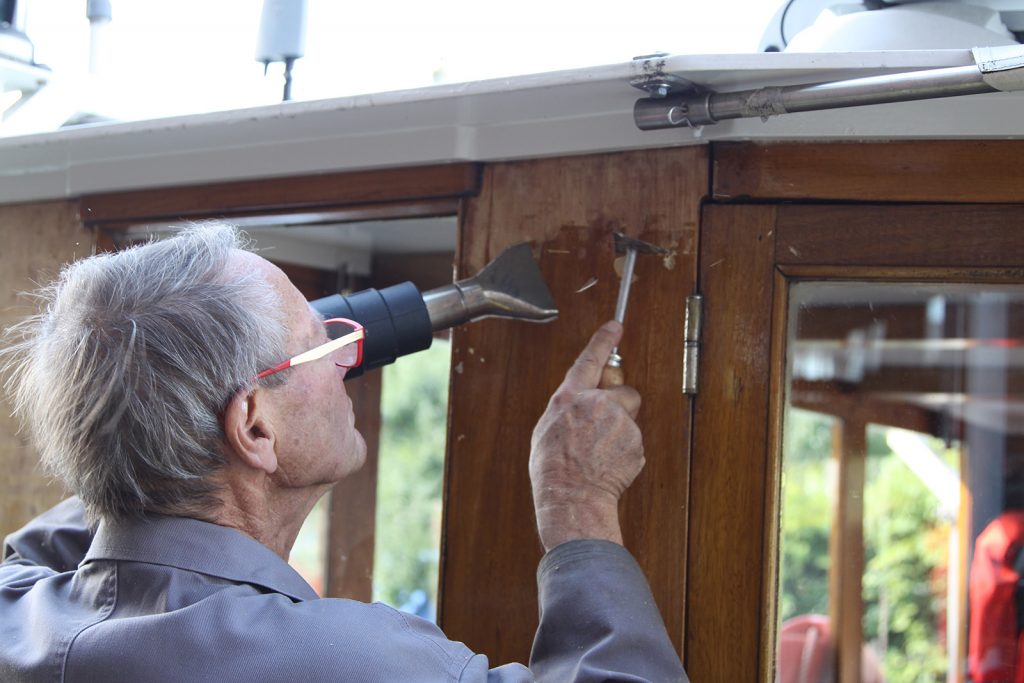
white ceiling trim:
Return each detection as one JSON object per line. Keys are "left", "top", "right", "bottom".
{"left": 1, "top": 50, "right": 1022, "bottom": 205}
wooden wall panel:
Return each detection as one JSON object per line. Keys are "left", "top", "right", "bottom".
{"left": 372, "top": 252, "right": 455, "bottom": 292}
{"left": 689, "top": 204, "right": 779, "bottom": 681}
{"left": 440, "top": 147, "right": 706, "bottom": 664}
{"left": 0, "top": 201, "right": 92, "bottom": 536}
{"left": 713, "top": 141, "right": 1024, "bottom": 204}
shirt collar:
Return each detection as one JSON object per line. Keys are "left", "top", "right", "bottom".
{"left": 84, "top": 514, "right": 319, "bottom": 602}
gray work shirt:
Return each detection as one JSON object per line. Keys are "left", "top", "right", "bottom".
{"left": 1, "top": 498, "right": 687, "bottom": 682}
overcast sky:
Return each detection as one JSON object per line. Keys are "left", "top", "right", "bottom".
{"left": 20, "top": 0, "right": 782, "bottom": 126}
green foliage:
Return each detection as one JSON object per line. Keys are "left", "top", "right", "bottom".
{"left": 778, "top": 409, "right": 833, "bottom": 622}
{"left": 862, "top": 427, "right": 949, "bottom": 683}
{"left": 372, "top": 340, "right": 451, "bottom": 613}
{"left": 779, "top": 410, "right": 953, "bottom": 683}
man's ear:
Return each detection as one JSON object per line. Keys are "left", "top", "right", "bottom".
{"left": 223, "top": 389, "right": 278, "bottom": 474}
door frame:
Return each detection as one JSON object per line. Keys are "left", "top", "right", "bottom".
{"left": 693, "top": 201, "right": 1024, "bottom": 682}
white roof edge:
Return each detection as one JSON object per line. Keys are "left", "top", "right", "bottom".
{"left": 1, "top": 49, "right": 1021, "bottom": 206}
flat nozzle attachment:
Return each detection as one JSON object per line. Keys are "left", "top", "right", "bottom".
{"left": 422, "top": 242, "right": 558, "bottom": 330}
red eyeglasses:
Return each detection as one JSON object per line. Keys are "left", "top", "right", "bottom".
{"left": 256, "top": 318, "right": 365, "bottom": 380}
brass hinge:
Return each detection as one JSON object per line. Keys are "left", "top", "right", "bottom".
{"left": 682, "top": 294, "right": 703, "bottom": 395}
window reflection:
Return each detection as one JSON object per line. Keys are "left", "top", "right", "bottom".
{"left": 776, "top": 283, "right": 1024, "bottom": 683}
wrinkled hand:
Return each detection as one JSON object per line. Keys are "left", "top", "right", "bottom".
{"left": 529, "top": 321, "right": 645, "bottom": 552}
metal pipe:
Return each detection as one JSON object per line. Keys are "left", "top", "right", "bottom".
{"left": 421, "top": 282, "right": 482, "bottom": 330}
{"left": 612, "top": 249, "right": 637, "bottom": 325}
{"left": 635, "top": 63, "right": 1000, "bottom": 131}
{"left": 606, "top": 248, "right": 636, "bottom": 370}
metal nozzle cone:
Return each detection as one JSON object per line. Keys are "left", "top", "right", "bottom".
{"left": 422, "top": 243, "right": 559, "bottom": 331}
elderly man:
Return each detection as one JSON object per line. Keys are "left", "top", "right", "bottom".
{"left": 0, "top": 224, "right": 687, "bottom": 682}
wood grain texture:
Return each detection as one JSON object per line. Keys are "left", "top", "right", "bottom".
{"left": 795, "top": 301, "right": 1024, "bottom": 341}
{"left": 371, "top": 251, "right": 455, "bottom": 291}
{"left": 791, "top": 381, "right": 938, "bottom": 435}
{"left": 81, "top": 164, "right": 480, "bottom": 225}
{"left": 690, "top": 204, "right": 778, "bottom": 681}
{"left": 759, "top": 269, "right": 790, "bottom": 682}
{"left": 0, "top": 201, "right": 91, "bottom": 536}
{"left": 440, "top": 148, "right": 706, "bottom": 664}
{"left": 830, "top": 420, "right": 866, "bottom": 683}
{"left": 777, "top": 205, "right": 1024, "bottom": 268}
{"left": 713, "top": 141, "right": 1024, "bottom": 203}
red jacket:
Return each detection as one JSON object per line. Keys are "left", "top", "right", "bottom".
{"left": 970, "top": 511, "right": 1024, "bottom": 683}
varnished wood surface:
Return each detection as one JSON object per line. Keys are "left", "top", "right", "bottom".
{"left": 777, "top": 205, "right": 1024, "bottom": 268}
{"left": 795, "top": 301, "right": 1024, "bottom": 341}
{"left": 690, "top": 204, "right": 778, "bottom": 681}
{"left": 0, "top": 201, "right": 91, "bottom": 536}
{"left": 829, "top": 420, "right": 866, "bottom": 683}
{"left": 441, "top": 148, "right": 706, "bottom": 664}
{"left": 80, "top": 164, "right": 480, "bottom": 225}
{"left": 791, "top": 381, "right": 938, "bottom": 435}
{"left": 371, "top": 251, "right": 455, "bottom": 291}
{"left": 713, "top": 141, "right": 1024, "bottom": 203}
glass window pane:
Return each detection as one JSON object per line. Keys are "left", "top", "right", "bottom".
{"left": 778, "top": 408, "right": 836, "bottom": 624}
{"left": 862, "top": 425, "right": 959, "bottom": 681}
{"left": 373, "top": 338, "right": 450, "bottom": 621}
{"left": 775, "top": 282, "right": 1024, "bottom": 683}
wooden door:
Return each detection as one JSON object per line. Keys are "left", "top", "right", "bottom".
{"left": 692, "top": 202, "right": 1024, "bottom": 682}
{"left": 439, "top": 147, "right": 707, "bottom": 664}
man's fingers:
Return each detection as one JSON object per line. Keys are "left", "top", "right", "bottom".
{"left": 562, "top": 321, "right": 623, "bottom": 391}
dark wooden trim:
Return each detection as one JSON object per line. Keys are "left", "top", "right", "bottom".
{"left": 776, "top": 204, "right": 1024, "bottom": 269}
{"left": 778, "top": 264, "right": 1024, "bottom": 284}
{"left": 805, "top": 367, "right": 1024, "bottom": 397}
{"left": 80, "top": 163, "right": 480, "bottom": 226}
{"left": 794, "top": 301, "right": 1024, "bottom": 342}
{"left": 371, "top": 251, "right": 455, "bottom": 291}
{"left": 760, "top": 268, "right": 790, "bottom": 682}
{"left": 93, "top": 226, "right": 117, "bottom": 254}
{"left": 690, "top": 203, "right": 778, "bottom": 681}
{"left": 830, "top": 419, "right": 866, "bottom": 683}
{"left": 712, "top": 141, "right": 1024, "bottom": 203}
{"left": 791, "top": 381, "right": 940, "bottom": 434}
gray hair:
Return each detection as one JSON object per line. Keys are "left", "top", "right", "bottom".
{"left": 2, "top": 223, "right": 288, "bottom": 522}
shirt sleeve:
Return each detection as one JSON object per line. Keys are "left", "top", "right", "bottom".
{"left": 2, "top": 497, "right": 93, "bottom": 572}
{"left": 529, "top": 539, "right": 688, "bottom": 683}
